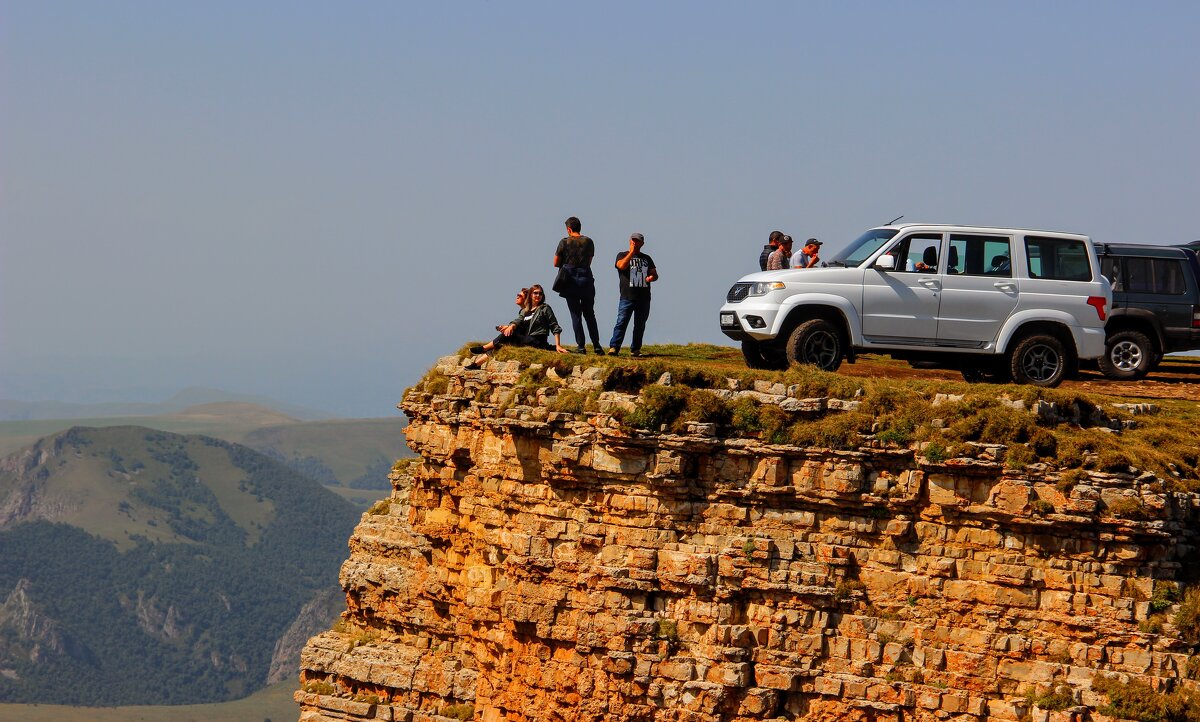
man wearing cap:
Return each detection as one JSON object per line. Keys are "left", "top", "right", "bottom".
{"left": 759, "top": 230, "right": 784, "bottom": 271}
{"left": 766, "top": 235, "right": 792, "bottom": 270}
{"left": 792, "top": 238, "right": 823, "bottom": 269}
{"left": 606, "top": 232, "right": 658, "bottom": 357}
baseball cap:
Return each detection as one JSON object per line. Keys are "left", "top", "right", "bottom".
{"left": 807, "top": 238, "right": 822, "bottom": 246}
{"left": 631, "top": 233, "right": 644, "bottom": 242}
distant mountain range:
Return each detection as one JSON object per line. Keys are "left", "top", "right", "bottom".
{"left": 0, "top": 402, "right": 413, "bottom": 494}
{"left": 0, "top": 425, "right": 360, "bottom": 705}
{"left": 0, "top": 387, "right": 336, "bottom": 422}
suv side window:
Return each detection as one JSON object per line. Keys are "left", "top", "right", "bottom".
{"left": 886, "top": 233, "right": 941, "bottom": 272}
{"left": 1123, "top": 257, "right": 1187, "bottom": 295}
{"left": 949, "top": 234, "right": 1012, "bottom": 277}
{"left": 1025, "top": 235, "right": 1092, "bottom": 281}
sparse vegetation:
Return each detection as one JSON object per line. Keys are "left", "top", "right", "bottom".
{"left": 1139, "top": 614, "right": 1166, "bottom": 634}
{"left": 440, "top": 703, "right": 476, "bottom": 720}
{"left": 367, "top": 498, "right": 393, "bottom": 516}
{"left": 655, "top": 619, "right": 679, "bottom": 642}
{"left": 1093, "top": 673, "right": 1200, "bottom": 721}
{"left": 923, "top": 442, "right": 947, "bottom": 463}
{"left": 461, "top": 345, "right": 1200, "bottom": 486}
{"left": 302, "top": 679, "right": 336, "bottom": 695}
{"left": 1029, "top": 498, "right": 1055, "bottom": 516}
{"left": 1174, "top": 587, "right": 1200, "bottom": 644}
{"left": 1152, "top": 582, "right": 1181, "bottom": 613}
{"left": 1025, "top": 685, "right": 1075, "bottom": 711}
{"left": 834, "top": 579, "right": 866, "bottom": 601}
{"left": 1107, "top": 497, "right": 1149, "bottom": 521}
{"left": 1056, "top": 468, "right": 1088, "bottom": 493}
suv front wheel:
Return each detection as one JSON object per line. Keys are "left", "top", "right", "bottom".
{"left": 1008, "top": 334, "right": 1068, "bottom": 387}
{"left": 1098, "top": 330, "right": 1155, "bottom": 380}
{"left": 785, "top": 319, "right": 844, "bottom": 372}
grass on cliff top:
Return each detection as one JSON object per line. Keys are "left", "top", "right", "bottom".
{"left": 424, "top": 344, "right": 1200, "bottom": 486}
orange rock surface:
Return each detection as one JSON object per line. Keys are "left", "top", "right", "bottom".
{"left": 297, "top": 357, "right": 1200, "bottom": 721}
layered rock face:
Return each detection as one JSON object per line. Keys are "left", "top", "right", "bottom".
{"left": 297, "top": 357, "right": 1200, "bottom": 722}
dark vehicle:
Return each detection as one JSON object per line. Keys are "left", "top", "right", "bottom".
{"left": 1095, "top": 243, "right": 1200, "bottom": 379}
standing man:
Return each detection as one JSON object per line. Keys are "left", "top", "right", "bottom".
{"left": 791, "top": 238, "right": 823, "bottom": 268}
{"left": 553, "top": 216, "right": 604, "bottom": 354}
{"left": 767, "top": 235, "right": 793, "bottom": 270}
{"left": 759, "top": 230, "right": 784, "bottom": 271}
{"left": 607, "top": 233, "right": 658, "bottom": 357}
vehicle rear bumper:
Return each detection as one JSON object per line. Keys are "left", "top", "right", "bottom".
{"left": 1076, "top": 326, "right": 1107, "bottom": 360}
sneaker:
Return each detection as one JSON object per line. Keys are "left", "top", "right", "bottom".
{"left": 469, "top": 345, "right": 485, "bottom": 354}
{"left": 630, "top": 350, "right": 642, "bottom": 358}
{"left": 607, "top": 348, "right": 619, "bottom": 356}
{"left": 573, "top": 347, "right": 587, "bottom": 354}
{"left": 593, "top": 346, "right": 605, "bottom": 355}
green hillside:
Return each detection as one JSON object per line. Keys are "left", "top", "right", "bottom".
{"left": 0, "top": 407, "right": 412, "bottom": 492}
{"left": 0, "top": 679, "right": 298, "bottom": 722}
{"left": 0, "top": 403, "right": 298, "bottom": 458}
{"left": 238, "top": 417, "right": 410, "bottom": 489}
{"left": 0, "top": 427, "right": 358, "bottom": 706}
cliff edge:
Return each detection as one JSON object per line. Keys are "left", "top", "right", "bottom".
{"left": 297, "top": 350, "right": 1200, "bottom": 722}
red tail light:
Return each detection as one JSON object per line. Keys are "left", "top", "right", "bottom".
{"left": 1193, "top": 305, "right": 1200, "bottom": 329}
{"left": 1087, "top": 296, "right": 1108, "bottom": 321}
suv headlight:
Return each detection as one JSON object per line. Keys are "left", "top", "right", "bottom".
{"left": 749, "top": 281, "right": 785, "bottom": 296}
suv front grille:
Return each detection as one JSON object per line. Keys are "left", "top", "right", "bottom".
{"left": 727, "top": 283, "right": 752, "bottom": 303}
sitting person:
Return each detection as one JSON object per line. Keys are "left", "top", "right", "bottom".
{"left": 989, "top": 254, "right": 1011, "bottom": 274}
{"left": 496, "top": 287, "right": 531, "bottom": 331}
{"left": 469, "top": 284, "right": 568, "bottom": 365}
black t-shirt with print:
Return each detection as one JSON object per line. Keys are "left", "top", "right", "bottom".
{"left": 616, "top": 251, "right": 656, "bottom": 300}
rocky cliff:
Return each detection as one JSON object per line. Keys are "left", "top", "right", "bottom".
{"left": 297, "top": 354, "right": 1200, "bottom": 722}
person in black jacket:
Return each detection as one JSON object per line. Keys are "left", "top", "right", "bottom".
{"left": 469, "top": 284, "right": 568, "bottom": 366}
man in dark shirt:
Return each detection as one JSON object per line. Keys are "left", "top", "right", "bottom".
{"left": 759, "top": 230, "right": 784, "bottom": 271}
{"left": 606, "top": 232, "right": 658, "bottom": 357}
{"left": 553, "top": 216, "right": 603, "bottom": 354}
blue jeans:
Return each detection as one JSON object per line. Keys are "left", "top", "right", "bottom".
{"left": 608, "top": 297, "right": 651, "bottom": 352}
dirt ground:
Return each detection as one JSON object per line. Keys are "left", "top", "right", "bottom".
{"left": 837, "top": 353, "right": 1200, "bottom": 402}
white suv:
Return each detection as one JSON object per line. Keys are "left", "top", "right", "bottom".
{"left": 720, "top": 224, "right": 1112, "bottom": 387}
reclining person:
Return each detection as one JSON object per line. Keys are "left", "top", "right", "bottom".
{"left": 469, "top": 284, "right": 568, "bottom": 365}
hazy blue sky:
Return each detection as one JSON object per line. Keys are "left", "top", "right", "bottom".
{"left": 3, "top": 1, "right": 1198, "bottom": 416}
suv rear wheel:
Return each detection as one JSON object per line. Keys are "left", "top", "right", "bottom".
{"left": 1008, "top": 334, "right": 1067, "bottom": 387}
{"left": 785, "top": 319, "right": 844, "bottom": 372}
{"left": 1098, "top": 330, "right": 1154, "bottom": 380}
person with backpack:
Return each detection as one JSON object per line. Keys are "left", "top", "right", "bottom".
{"left": 552, "top": 216, "right": 603, "bottom": 354}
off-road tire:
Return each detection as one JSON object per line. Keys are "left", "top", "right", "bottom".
{"left": 785, "top": 319, "right": 844, "bottom": 372}
{"left": 1098, "top": 330, "right": 1155, "bottom": 380}
{"left": 741, "top": 339, "right": 788, "bottom": 371}
{"left": 1008, "top": 334, "right": 1068, "bottom": 387}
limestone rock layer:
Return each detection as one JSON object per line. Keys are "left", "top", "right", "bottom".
{"left": 297, "top": 357, "right": 1200, "bottom": 721}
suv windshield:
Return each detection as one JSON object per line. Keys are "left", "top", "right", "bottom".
{"left": 826, "top": 228, "right": 899, "bottom": 267}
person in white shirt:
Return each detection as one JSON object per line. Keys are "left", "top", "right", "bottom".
{"left": 791, "top": 238, "right": 823, "bottom": 268}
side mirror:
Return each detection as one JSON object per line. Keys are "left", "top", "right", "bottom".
{"left": 875, "top": 255, "right": 896, "bottom": 270}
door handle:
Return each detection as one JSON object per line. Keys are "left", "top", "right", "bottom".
{"left": 918, "top": 279, "right": 940, "bottom": 288}
{"left": 993, "top": 281, "right": 1016, "bottom": 290}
